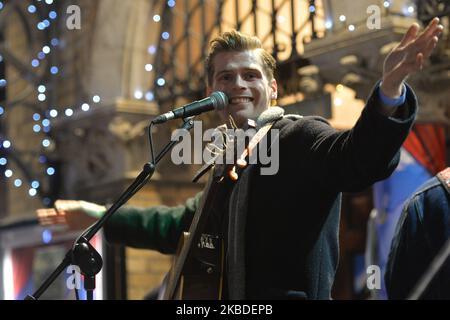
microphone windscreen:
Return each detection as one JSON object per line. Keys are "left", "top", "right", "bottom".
{"left": 211, "top": 91, "right": 228, "bottom": 110}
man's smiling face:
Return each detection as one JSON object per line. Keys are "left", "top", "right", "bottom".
{"left": 207, "top": 50, "right": 277, "bottom": 128}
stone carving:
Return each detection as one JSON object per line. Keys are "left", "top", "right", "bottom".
{"left": 58, "top": 121, "right": 125, "bottom": 196}
{"left": 108, "top": 116, "right": 149, "bottom": 143}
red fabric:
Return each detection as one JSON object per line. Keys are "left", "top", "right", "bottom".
{"left": 403, "top": 124, "right": 447, "bottom": 176}
{"left": 11, "top": 247, "right": 35, "bottom": 299}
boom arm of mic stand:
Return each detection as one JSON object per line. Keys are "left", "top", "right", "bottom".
{"left": 25, "top": 117, "right": 196, "bottom": 300}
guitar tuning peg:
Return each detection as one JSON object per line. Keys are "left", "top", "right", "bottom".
{"left": 237, "top": 158, "right": 247, "bottom": 168}
{"left": 228, "top": 166, "right": 239, "bottom": 181}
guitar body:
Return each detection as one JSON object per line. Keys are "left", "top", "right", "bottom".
{"left": 161, "top": 231, "right": 224, "bottom": 299}
{"left": 157, "top": 163, "right": 232, "bottom": 300}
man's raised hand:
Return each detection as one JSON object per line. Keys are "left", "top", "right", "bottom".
{"left": 381, "top": 17, "right": 444, "bottom": 98}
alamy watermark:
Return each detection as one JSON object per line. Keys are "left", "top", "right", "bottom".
{"left": 366, "top": 5, "right": 381, "bottom": 30}
{"left": 63, "top": 4, "right": 384, "bottom": 32}
{"left": 66, "top": 5, "right": 81, "bottom": 30}
{"left": 170, "top": 121, "right": 280, "bottom": 176}
{"left": 366, "top": 265, "right": 381, "bottom": 290}
{"left": 66, "top": 265, "right": 82, "bottom": 290}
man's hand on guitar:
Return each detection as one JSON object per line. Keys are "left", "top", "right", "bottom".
{"left": 36, "top": 200, "right": 106, "bottom": 231}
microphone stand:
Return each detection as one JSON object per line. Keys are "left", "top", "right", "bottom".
{"left": 25, "top": 117, "right": 196, "bottom": 300}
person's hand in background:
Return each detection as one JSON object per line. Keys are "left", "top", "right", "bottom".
{"left": 36, "top": 200, "right": 106, "bottom": 231}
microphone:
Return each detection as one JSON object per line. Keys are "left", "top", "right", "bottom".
{"left": 152, "top": 91, "right": 228, "bottom": 124}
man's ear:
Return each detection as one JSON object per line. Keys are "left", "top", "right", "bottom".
{"left": 270, "top": 78, "right": 278, "bottom": 99}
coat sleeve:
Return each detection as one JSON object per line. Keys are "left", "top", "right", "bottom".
{"left": 278, "top": 82, "right": 417, "bottom": 192}
{"left": 103, "top": 192, "right": 203, "bottom": 254}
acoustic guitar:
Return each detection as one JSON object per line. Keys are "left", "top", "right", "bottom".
{"left": 161, "top": 169, "right": 227, "bottom": 299}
